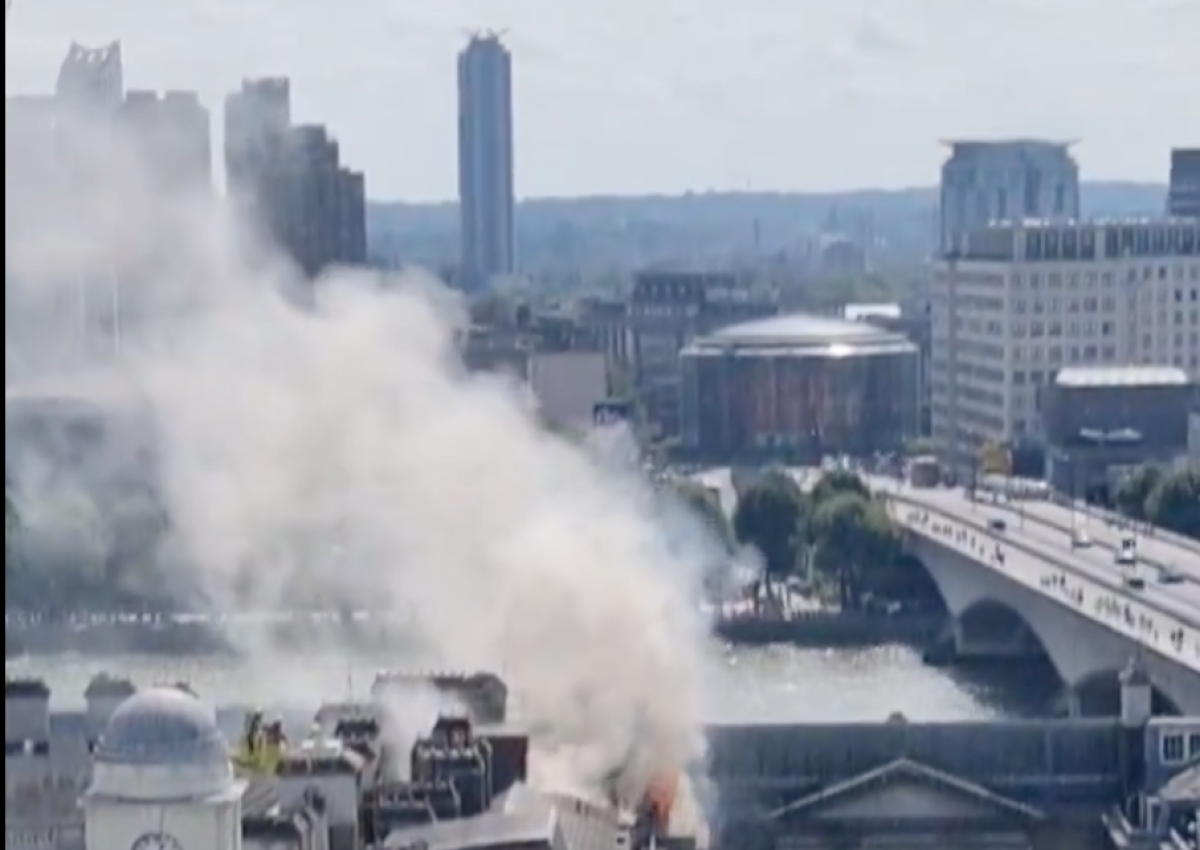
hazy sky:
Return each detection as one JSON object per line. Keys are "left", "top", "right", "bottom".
{"left": 6, "top": 0, "right": 1198, "bottom": 201}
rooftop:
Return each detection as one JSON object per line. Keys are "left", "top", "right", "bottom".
{"left": 94, "top": 686, "right": 228, "bottom": 767}
{"left": 1158, "top": 765, "right": 1200, "bottom": 805}
{"left": 384, "top": 785, "right": 557, "bottom": 850}
{"left": 1054, "top": 366, "right": 1192, "bottom": 389}
{"left": 843, "top": 303, "right": 901, "bottom": 322}
{"left": 942, "top": 138, "right": 1076, "bottom": 148}
{"left": 708, "top": 313, "right": 902, "bottom": 346}
{"left": 684, "top": 312, "right": 915, "bottom": 358}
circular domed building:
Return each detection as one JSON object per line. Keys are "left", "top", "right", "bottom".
{"left": 84, "top": 686, "right": 246, "bottom": 850}
{"left": 679, "top": 313, "right": 919, "bottom": 460}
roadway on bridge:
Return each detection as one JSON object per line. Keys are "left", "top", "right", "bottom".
{"left": 688, "top": 466, "right": 1199, "bottom": 669}
{"left": 693, "top": 466, "right": 1195, "bottom": 579}
{"left": 882, "top": 482, "right": 1200, "bottom": 615}
{"left": 879, "top": 480, "right": 1199, "bottom": 671}
{"left": 872, "top": 477, "right": 1200, "bottom": 599}
{"left": 997, "top": 498, "right": 1200, "bottom": 571}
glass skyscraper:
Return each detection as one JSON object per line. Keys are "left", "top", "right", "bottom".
{"left": 457, "top": 34, "right": 515, "bottom": 291}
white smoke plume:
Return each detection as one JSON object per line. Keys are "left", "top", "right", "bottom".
{"left": 5, "top": 98, "right": 715, "bottom": 804}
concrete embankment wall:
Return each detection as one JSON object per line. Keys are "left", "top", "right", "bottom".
{"left": 5, "top": 620, "right": 230, "bottom": 657}
{"left": 705, "top": 718, "right": 1123, "bottom": 808}
{"left": 9, "top": 609, "right": 944, "bottom": 656}
{"left": 713, "top": 611, "right": 942, "bottom": 647}
{"left": 5, "top": 617, "right": 401, "bottom": 657}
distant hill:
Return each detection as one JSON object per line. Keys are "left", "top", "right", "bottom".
{"left": 369, "top": 182, "right": 1168, "bottom": 235}
{"left": 366, "top": 182, "right": 1169, "bottom": 272}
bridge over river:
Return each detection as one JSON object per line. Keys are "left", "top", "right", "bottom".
{"left": 868, "top": 475, "right": 1200, "bottom": 715}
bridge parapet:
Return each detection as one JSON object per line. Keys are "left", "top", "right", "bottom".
{"left": 883, "top": 493, "right": 1200, "bottom": 673}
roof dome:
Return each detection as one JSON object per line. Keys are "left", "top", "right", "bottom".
{"left": 684, "top": 312, "right": 915, "bottom": 357}
{"left": 95, "top": 686, "right": 228, "bottom": 767}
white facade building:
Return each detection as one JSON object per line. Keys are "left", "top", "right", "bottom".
{"left": 930, "top": 219, "right": 1200, "bottom": 465}
{"left": 4, "top": 675, "right": 366, "bottom": 850}
{"left": 83, "top": 687, "right": 246, "bottom": 850}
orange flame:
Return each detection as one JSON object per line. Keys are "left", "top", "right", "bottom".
{"left": 643, "top": 771, "right": 678, "bottom": 833}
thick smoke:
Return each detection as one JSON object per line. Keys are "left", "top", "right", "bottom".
{"left": 5, "top": 101, "right": 714, "bottom": 804}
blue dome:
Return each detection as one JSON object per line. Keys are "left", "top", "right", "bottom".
{"left": 96, "top": 686, "right": 228, "bottom": 766}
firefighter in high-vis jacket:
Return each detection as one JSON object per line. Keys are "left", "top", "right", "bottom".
{"left": 233, "top": 709, "right": 288, "bottom": 773}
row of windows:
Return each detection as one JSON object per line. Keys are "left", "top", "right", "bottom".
{"left": 1011, "top": 320, "right": 1118, "bottom": 338}
{"left": 1012, "top": 293, "right": 1200, "bottom": 313}
{"left": 1010, "top": 342, "right": 1199, "bottom": 364}
{"left": 1016, "top": 345, "right": 1115, "bottom": 367}
{"left": 1009, "top": 319, "right": 1200, "bottom": 337}
{"left": 1015, "top": 265, "right": 1200, "bottom": 290}
{"left": 1023, "top": 225, "right": 1199, "bottom": 260}
{"left": 1160, "top": 730, "right": 1200, "bottom": 764}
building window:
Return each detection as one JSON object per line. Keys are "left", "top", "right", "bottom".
{"left": 1162, "top": 732, "right": 1186, "bottom": 764}
{"left": 1188, "top": 732, "right": 1200, "bottom": 759}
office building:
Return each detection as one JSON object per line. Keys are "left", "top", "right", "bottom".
{"left": 55, "top": 42, "right": 124, "bottom": 112}
{"left": 5, "top": 95, "right": 59, "bottom": 231}
{"left": 1039, "top": 366, "right": 1195, "bottom": 496}
{"left": 939, "top": 140, "right": 1079, "bottom": 254}
{"left": 628, "top": 271, "right": 776, "bottom": 439}
{"left": 224, "top": 79, "right": 366, "bottom": 277}
{"left": 119, "top": 90, "right": 211, "bottom": 189}
{"left": 457, "top": 33, "right": 515, "bottom": 291}
{"left": 845, "top": 302, "right": 933, "bottom": 436}
{"left": 680, "top": 314, "right": 919, "bottom": 461}
{"left": 224, "top": 77, "right": 291, "bottom": 196}
{"left": 1169, "top": 148, "right": 1200, "bottom": 218}
{"left": 270, "top": 124, "right": 367, "bottom": 277}
{"left": 929, "top": 219, "right": 1200, "bottom": 468}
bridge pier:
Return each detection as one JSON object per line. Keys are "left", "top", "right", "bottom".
{"left": 1060, "top": 687, "right": 1082, "bottom": 718}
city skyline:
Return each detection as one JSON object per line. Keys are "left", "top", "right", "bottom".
{"left": 5, "top": 0, "right": 1198, "bottom": 201}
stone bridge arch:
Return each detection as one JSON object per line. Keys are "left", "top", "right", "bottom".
{"left": 954, "top": 598, "right": 1052, "bottom": 661}
{"left": 904, "top": 534, "right": 1200, "bottom": 712}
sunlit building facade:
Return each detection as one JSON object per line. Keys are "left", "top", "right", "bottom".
{"left": 679, "top": 315, "right": 919, "bottom": 460}
{"left": 929, "top": 219, "right": 1200, "bottom": 469}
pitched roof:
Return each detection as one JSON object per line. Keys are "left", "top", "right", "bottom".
{"left": 768, "top": 757, "right": 1044, "bottom": 822}
{"left": 1159, "top": 765, "right": 1200, "bottom": 804}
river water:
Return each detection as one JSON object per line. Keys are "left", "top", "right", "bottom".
{"left": 6, "top": 641, "right": 1058, "bottom": 722}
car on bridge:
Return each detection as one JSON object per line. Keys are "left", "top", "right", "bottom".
{"left": 1071, "top": 530, "right": 1092, "bottom": 549}
{"left": 1158, "top": 565, "right": 1185, "bottom": 584}
{"left": 1114, "top": 537, "right": 1148, "bottom": 588}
